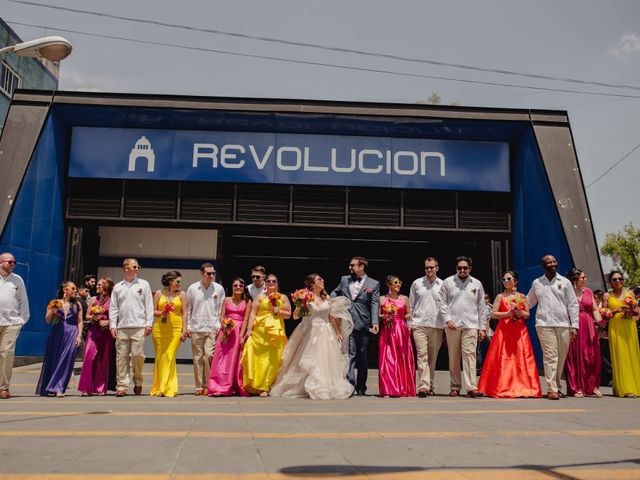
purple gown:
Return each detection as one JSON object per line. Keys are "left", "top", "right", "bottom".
{"left": 77, "top": 296, "right": 113, "bottom": 395}
{"left": 378, "top": 297, "right": 416, "bottom": 397}
{"left": 208, "top": 299, "right": 249, "bottom": 396}
{"left": 564, "top": 287, "right": 602, "bottom": 395}
{"left": 36, "top": 303, "right": 80, "bottom": 396}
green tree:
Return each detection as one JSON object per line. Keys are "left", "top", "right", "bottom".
{"left": 600, "top": 223, "right": 640, "bottom": 285}
{"left": 417, "top": 92, "right": 458, "bottom": 106}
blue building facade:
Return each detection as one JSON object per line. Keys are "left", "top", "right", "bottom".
{"left": 0, "top": 91, "right": 603, "bottom": 365}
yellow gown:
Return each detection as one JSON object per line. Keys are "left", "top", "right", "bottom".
{"left": 241, "top": 294, "right": 287, "bottom": 394}
{"left": 150, "top": 294, "right": 183, "bottom": 397}
{"left": 608, "top": 291, "right": 640, "bottom": 397}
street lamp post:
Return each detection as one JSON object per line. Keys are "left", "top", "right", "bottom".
{"left": 0, "top": 35, "right": 72, "bottom": 61}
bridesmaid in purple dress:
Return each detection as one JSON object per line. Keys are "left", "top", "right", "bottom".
{"left": 564, "top": 268, "right": 603, "bottom": 397}
{"left": 36, "top": 281, "right": 84, "bottom": 397}
{"left": 208, "top": 278, "right": 251, "bottom": 396}
{"left": 78, "top": 277, "right": 114, "bottom": 396}
{"left": 378, "top": 275, "right": 416, "bottom": 397}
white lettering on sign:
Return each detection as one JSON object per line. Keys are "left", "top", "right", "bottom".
{"left": 191, "top": 143, "right": 447, "bottom": 176}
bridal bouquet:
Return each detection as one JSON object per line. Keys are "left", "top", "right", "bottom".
{"left": 598, "top": 307, "right": 613, "bottom": 327}
{"left": 291, "top": 288, "right": 314, "bottom": 317}
{"left": 220, "top": 318, "right": 235, "bottom": 343}
{"left": 161, "top": 302, "right": 175, "bottom": 323}
{"left": 47, "top": 299, "right": 64, "bottom": 324}
{"left": 90, "top": 304, "right": 105, "bottom": 318}
{"left": 382, "top": 303, "right": 397, "bottom": 328}
{"left": 509, "top": 296, "right": 526, "bottom": 318}
{"left": 268, "top": 292, "right": 281, "bottom": 307}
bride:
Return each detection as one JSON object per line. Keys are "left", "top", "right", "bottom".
{"left": 270, "top": 273, "right": 354, "bottom": 400}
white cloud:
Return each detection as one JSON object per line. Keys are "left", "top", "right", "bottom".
{"left": 608, "top": 31, "right": 640, "bottom": 57}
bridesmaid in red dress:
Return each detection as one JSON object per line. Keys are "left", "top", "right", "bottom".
{"left": 478, "top": 271, "right": 542, "bottom": 398}
{"left": 378, "top": 275, "right": 416, "bottom": 398}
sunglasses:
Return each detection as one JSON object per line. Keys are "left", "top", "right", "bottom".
{"left": 232, "top": 283, "right": 245, "bottom": 288}
{"left": 265, "top": 279, "right": 278, "bottom": 284}
{"left": 1, "top": 260, "right": 16, "bottom": 265}
{"left": 611, "top": 278, "right": 624, "bottom": 283}
{"left": 502, "top": 277, "right": 514, "bottom": 282}
{"left": 456, "top": 266, "right": 470, "bottom": 271}
{"left": 125, "top": 265, "right": 141, "bottom": 270}
{"left": 250, "top": 275, "right": 263, "bottom": 279}
{"left": 348, "top": 264, "right": 360, "bottom": 268}
{"left": 390, "top": 280, "right": 402, "bottom": 285}
{"left": 204, "top": 271, "right": 216, "bottom": 276}
{"left": 175, "top": 280, "right": 182, "bottom": 284}
{"left": 425, "top": 266, "right": 436, "bottom": 270}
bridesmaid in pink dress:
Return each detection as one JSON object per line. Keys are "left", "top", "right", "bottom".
{"left": 208, "top": 278, "right": 251, "bottom": 396}
{"left": 378, "top": 275, "right": 416, "bottom": 397}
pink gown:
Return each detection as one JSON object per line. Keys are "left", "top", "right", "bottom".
{"left": 208, "top": 299, "right": 248, "bottom": 396}
{"left": 378, "top": 297, "right": 416, "bottom": 397}
{"left": 77, "top": 296, "right": 113, "bottom": 395}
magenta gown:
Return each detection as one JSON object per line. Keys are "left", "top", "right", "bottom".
{"left": 378, "top": 297, "right": 416, "bottom": 397}
{"left": 208, "top": 299, "right": 249, "bottom": 396}
{"left": 564, "top": 287, "right": 602, "bottom": 396}
{"left": 78, "top": 296, "right": 113, "bottom": 395}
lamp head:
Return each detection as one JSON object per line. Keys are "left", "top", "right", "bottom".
{"left": 12, "top": 36, "right": 72, "bottom": 61}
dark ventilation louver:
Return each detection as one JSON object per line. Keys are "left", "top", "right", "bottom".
{"left": 349, "top": 188, "right": 401, "bottom": 226}
{"left": 293, "top": 186, "right": 346, "bottom": 224}
{"left": 404, "top": 190, "right": 456, "bottom": 229}
{"left": 124, "top": 181, "right": 177, "bottom": 219}
{"left": 458, "top": 192, "right": 510, "bottom": 230}
{"left": 236, "top": 184, "right": 289, "bottom": 223}
{"left": 67, "top": 179, "right": 122, "bottom": 217}
{"left": 180, "top": 182, "right": 234, "bottom": 221}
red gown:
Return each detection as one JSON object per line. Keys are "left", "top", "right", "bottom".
{"left": 478, "top": 295, "right": 542, "bottom": 398}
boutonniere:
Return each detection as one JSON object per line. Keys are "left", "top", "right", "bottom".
{"left": 213, "top": 294, "right": 218, "bottom": 299}
{"left": 137, "top": 288, "right": 143, "bottom": 295}
{"left": 14, "top": 285, "right": 19, "bottom": 291}
{"left": 557, "top": 284, "right": 562, "bottom": 290}
{"left": 366, "top": 288, "right": 373, "bottom": 294}
{"left": 471, "top": 288, "right": 477, "bottom": 294}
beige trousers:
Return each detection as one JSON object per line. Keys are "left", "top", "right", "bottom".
{"left": 190, "top": 330, "right": 217, "bottom": 390}
{"left": 536, "top": 326, "right": 571, "bottom": 394}
{"left": 412, "top": 326, "right": 443, "bottom": 392}
{"left": 115, "top": 327, "right": 146, "bottom": 392}
{"left": 0, "top": 324, "right": 22, "bottom": 391}
{"left": 445, "top": 327, "right": 478, "bottom": 392}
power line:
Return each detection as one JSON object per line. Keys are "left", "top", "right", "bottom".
{"left": 585, "top": 141, "right": 640, "bottom": 189}
{"left": 7, "top": 0, "right": 640, "bottom": 93}
{"left": 9, "top": 20, "right": 640, "bottom": 100}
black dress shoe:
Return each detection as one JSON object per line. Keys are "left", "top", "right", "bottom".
{"left": 356, "top": 390, "right": 365, "bottom": 396}
{"left": 417, "top": 390, "right": 428, "bottom": 398}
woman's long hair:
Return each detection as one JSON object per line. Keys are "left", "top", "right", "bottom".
{"left": 56, "top": 280, "right": 78, "bottom": 306}
{"left": 304, "top": 273, "right": 328, "bottom": 299}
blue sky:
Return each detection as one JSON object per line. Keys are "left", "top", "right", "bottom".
{"left": 3, "top": 0, "right": 639, "bottom": 270}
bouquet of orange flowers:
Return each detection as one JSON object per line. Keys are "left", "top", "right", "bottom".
{"left": 291, "top": 288, "right": 314, "bottom": 317}
{"left": 90, "top": 304, "right": 105, "bottom": 320}
{"left": 220, "top": 318, "right": 235, "bottom": 343}
{"left": 382, "top": 303, "right": 398, "bottom": 328}
{"left": 47, "top": 299, "right": 63, "bottom": 324}
{"left": 509, "top": 296, "right": 527, "bottom": 318}
{"left": 621, "top": 296, "right": 637, "bottom": 319}
{"left": 161, "top": 302, "right": 175, "bottom": 323}
{"left": 268, "top": 292, "right": 281, "bottom": 307}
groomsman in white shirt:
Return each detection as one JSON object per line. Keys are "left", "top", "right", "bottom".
{"left": 109, "top": 258, "right": 154, "bottom": 397}
{"left": 527, "top": 254, "right": 579, "bottom": 400}
{"left": 186, "top": 262, "right": 225, "bottom": 396}
{"left": 437, "top": 256, "right": 486, "bottom": 398}
{"left": 0, "top": 252, "right": 30, "bottom": 400}
{"left": 248, "top": 266, "right": 266, "bottom": 300}
{"left": 409, "top": 257, "right": 444, "bottom": 397}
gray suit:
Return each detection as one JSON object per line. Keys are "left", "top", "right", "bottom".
{"left": 331, "top": 275, "right": 380, "bottom": 393}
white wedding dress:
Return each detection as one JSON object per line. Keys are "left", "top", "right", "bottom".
{"left": 270, "top": 296, "right": 354, "bottom": 400}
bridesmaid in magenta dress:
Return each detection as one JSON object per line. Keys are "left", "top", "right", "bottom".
{"left": 378, "top": 275, "right": 416, "bottom": 397}
{"left": 78, "top": 277, "right": 115, "bottom": 396}
{"left": 208, "top": 278, "right": 251, "bottom": 396}
{"left": 564, "top": 268, "right": 603, "bottom": 397}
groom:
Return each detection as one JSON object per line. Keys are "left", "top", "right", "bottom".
{"left": 331, "top": 256, "right": 380, "bottom": 396}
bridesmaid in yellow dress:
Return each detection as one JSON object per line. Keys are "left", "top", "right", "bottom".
{"left": 150, "top": 271, "right": 187, "bottom": 397}
{"left": 241, "top": 273, "right": 291, "bottom": 396}
{"left": 603, "top": 270, "right": 640, "bottom": 398}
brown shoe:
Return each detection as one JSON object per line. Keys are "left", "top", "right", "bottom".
{"left": 547, "top": 391, "right": 560, "bottom": 400}
{"left": 449, "top": 390, "right": 460, "bottom": 397}
{"left": 427, "top": 389, "right": 436, "bottom": 396}
{"left": 194, "top": 389, "right": 205, "bottom": 396}
{"left": 0, "top": 390, "right": 11, "bottom": 399}
{"left": 134, "top": 385, "right": 142, "bottom": 395}
{"left": 467, "top": 389, "right": 484, "bottom": 398}
{"left": 115, "top": 390, "right": 127, "bottom": 397}
{"left": 417, "top": 389, "right": 428, "bottom": 398}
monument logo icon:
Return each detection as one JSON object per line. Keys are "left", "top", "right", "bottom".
{"left": 128, "top": 136, "right": 155, "bottom": 172}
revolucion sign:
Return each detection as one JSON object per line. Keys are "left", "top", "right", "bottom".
{"left": 69, "top": 127, "right": 510, "bottom": 191}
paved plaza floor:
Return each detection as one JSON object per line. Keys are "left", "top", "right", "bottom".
{"left": 1, "top": 362, "right": 639, "bottom": 480}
